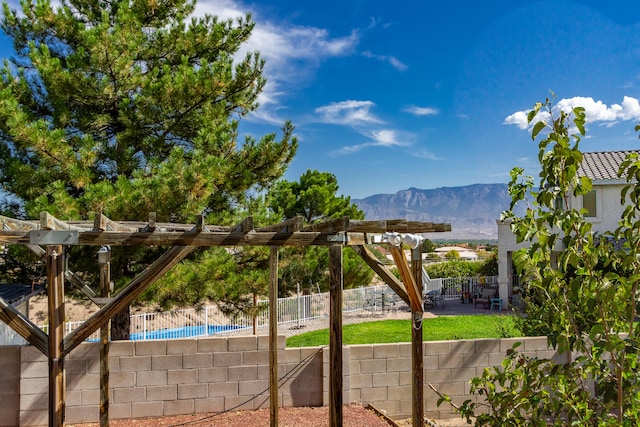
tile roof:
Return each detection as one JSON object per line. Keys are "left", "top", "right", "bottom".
{"left": 577, "top": 151, "right": 640, "bottom": 180}
{"left": 0, "top": 283, "right": 44, "bottom": 305}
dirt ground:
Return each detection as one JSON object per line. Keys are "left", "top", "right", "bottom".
{"left": 69, "top": 405, "right": 471, "bottom": 427}
{"left": 70, "top": 405, "right": 392, "bottom": 427}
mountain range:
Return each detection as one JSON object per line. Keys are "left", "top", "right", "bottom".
{"left": 353, "top": 183, "right": 515, "bottom": 240}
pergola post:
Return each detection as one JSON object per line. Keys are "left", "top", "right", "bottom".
{"left": 47, "top": 245, "right": 66, "bottom": 427}
{"left": 269, "top": 247, "right": 279, "bottom": 427}
{"left": 98, "top": 246, "right": 111, "bottom": 427}
{"left": 410, "top": 247, "right": 424, "bottom": 426}
{"left": 329, "top": 245, "right": 343, "bottom": 427}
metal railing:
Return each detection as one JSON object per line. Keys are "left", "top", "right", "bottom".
{"left": 42, "top": 275, "right": 498, "bottom": 341}
{"left": 439, "top": 276, "right": 499, "bottom": 301}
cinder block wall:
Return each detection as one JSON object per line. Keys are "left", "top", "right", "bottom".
{"left": 347, "top": 336, "right": 568, "bottom": 420}
{"left": 0, "top": 335, "right": 565, "bottom": 426}
{"left": 0, "top": 346, "right": 21, "bottom": 427}
{"left": 12, "top": 335, "right": 324, "bottom": 426}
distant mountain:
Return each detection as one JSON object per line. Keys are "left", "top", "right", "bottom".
{"left": 353, "top": 183, "right": 514, "bottom": 239}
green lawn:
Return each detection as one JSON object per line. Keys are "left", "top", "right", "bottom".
{"left": 286, "top": 315, "right": 522, "bottom": 347}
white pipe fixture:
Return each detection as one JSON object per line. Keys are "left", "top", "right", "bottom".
{"left": 383, "top": 232, "right": 423, "bottom": 249}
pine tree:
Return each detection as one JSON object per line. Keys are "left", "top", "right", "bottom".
{"left": 0, "top": 0, "right": 297, "bottom": 335}
{"left": 0, "top": 0, "right": 297, "bottom": 221}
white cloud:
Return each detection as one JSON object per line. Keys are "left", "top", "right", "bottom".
{"left": 504, "top": 96, "right": 640, "bottom": 130}
{"left": 332, "top": 128, "right": 414, "bottom": 155}
{"left": 193, "top": 0, "right": 245, "bottom": 20}
{"left": 403, "top": 106, "right": 439, "bottom": 116}
{"left": 361, "top": 50, "right": 407, "bottom": 71}
{"left": 503, "top": 111, "right": 535, "bottom": 130}
{"left": 367, "top": 129, "right": 409, "bottom": 147}
{"left": 411, "top": 149, "right": 441, "bottom": 160}
{"left": 193, "top": 1, "right": 360, "bottom": 123}
{"left": 6, "top": 0, "right": 359, "bottom": 127}
{"left": 315, "top": 100, "right": 383, "bottom": 125}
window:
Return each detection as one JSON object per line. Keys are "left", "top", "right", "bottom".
{"left": 583, "top": 190, "right": 597, "bottom": 217}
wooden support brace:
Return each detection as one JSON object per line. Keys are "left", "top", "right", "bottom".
{"left": 350, "top": 245, "right": 410, "bottom": 306}
{"left": 65, "top": 270, "right": 99, "bottom": 299}
{"left": 195, "top": 214, "right": 206, "bottom": 232}
{"left": 233, "top": 217, "right": 254, "bottom": 233}
{"left": 389, "top": 245, "right": 423, "bottom": 312}
{"left": 0, "top": 215, "right": 40, "bottom": 231}
{"left": 143, "top": 212, "right": 157, "bottom": 232}
{"left": 256, "top": 216, "right": 304, "bottom": 233}
{"left": 0, "top": 296, "right": 48, "bottom": 354}
{"left": 63, "top": 245, "right": 196, "bottom": 355}
{"left": 343, "top": 220, "right": 387, "bottom": 233}
{"left": 303, "top": 216, "right": 350, "bottom": 233}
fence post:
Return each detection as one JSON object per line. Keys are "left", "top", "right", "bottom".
{"left": 204, "top": 306, "right": 209, "bottom": 336}
{"left": 296, "top": 283, "right": 301, "bottom": 329}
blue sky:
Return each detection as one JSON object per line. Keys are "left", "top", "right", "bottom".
{"left": 3, "top": 0, "right": 640, "bottom": 199}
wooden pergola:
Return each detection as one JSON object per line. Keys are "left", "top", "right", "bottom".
{"left": 0, "top": 212, "right": 450, "bottom": 427}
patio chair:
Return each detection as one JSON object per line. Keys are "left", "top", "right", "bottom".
{"left": 474, "top": 287, "right": 497, "bottom": 309}
{"left": 424, "top": 289, "right": 446, "bottom": 309}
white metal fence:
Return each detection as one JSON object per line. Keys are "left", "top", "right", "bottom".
{"left": 440, "top": 275, "right": 499, "bottom": 301}
{"left": 47, "top": 275, "right": 498, "bottom": 342}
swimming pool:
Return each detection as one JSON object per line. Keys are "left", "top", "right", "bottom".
{"left": 128, "top": 324, "right": 243, "bottom": 340}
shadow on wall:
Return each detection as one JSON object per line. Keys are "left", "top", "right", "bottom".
{"left": 288, "top": 348, "right": 324, "bottom": 407}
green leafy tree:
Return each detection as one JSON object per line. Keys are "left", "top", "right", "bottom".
{"left": 142, "top": 193, "right": 280, "bottom": 317}
{"left": 476, "top": 253, "right": 498, "bottom": 276}
{"left": 144, "top": 246, "right": 269, "bottom": 316}
{"left": 447, "top": 96, "right": 640, "bottom": 425}
{"left": 268, "top": 170, "right": 372, "bottom": 293}
{"left": 444, "top": 249, "right": 460, "bottom": 259}
{"left": 424, "top": 260, "right": 480, "bottom": 279}
{"left": 420, "top": 238, "right": 435, "bottom": 253}
{"left": 269, "top": 169, "right": 363, "bottom": 222}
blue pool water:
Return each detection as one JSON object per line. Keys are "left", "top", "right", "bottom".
{"left": 128, "top": 324, "right": 242, "bottom": 341}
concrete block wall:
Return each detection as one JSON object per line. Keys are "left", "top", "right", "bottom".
{"left": 347, "top": 336, "right": 568, "bottom": 420}
{"left": 0, "top": 346, "right": 21, "bottom": 427}
{"left": 0, "top": 335, "right": 566, "bottom": 425}
{"left": 11, "top": 335, "right": 324, "bottom": 426}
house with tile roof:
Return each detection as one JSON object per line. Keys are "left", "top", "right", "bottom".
{"left": 0, "top": 283, "right": 44, "bottom": 345}
{"left": 496, "top": 150, "right": 639, "bottom": 309}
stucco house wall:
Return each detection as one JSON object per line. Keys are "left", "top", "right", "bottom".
{"left": 497, "top": 151, "right": 638, "bottom": 307}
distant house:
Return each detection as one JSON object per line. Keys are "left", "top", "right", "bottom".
{"left": 496, "top": 150, "right": 639, "bottom": 308}
{"left": 434, "top": 246, "right": 479, "bottom": 260}
{"left": 0, "top": 283, "right": 45, "bottom": 345}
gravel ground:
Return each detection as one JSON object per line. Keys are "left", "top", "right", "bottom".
{"left": 70, "top": 405, "right": 392, "bottom": 427}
